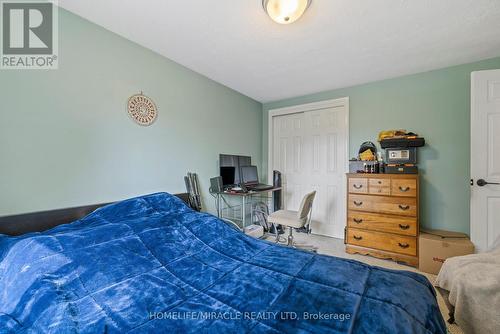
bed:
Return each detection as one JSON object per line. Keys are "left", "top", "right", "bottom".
{"left": 0, "top": 192, "right": 446, "bottom": 333}
{"left": 435, "top": 238, "right": 500, "bottom": 334}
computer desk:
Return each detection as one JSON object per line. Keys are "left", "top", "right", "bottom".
{"left": 216, "top": 187, "right": 282, "bottom": 230}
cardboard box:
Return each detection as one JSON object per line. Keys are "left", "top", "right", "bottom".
{"left": 419, "top": 229, "right": 475, "bottom": 274}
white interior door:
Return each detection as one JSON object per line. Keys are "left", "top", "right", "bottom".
{"left": 471, "top": 69, "right": 500, "bottom": 252}
{"left": 271, "top": 102, "right": 348, "bottom": 239}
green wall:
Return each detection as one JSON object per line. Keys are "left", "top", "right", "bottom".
{"left": 0, "top": 9, "right": 262, "bottom": 216}
{"left": 263, "top": 56, "right": 500, "bottom": 234}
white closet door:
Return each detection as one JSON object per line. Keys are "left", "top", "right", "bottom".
{"left": 272, "top": 105, "right": 348, "bottom": 238}
{"left": 273, "top": 112, "right": 306, "bottom": 211}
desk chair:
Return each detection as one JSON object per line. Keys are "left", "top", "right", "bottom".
{"left": 268, "top": 191, "right": 316, "bottom": 249}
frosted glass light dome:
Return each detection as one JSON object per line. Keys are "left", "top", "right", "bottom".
{"left": 262, "top": 0, "right": 312, "bottom": 24}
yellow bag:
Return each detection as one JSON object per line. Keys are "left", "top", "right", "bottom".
{"left": 378, "top": 130, "right": 407, "bottom": 142}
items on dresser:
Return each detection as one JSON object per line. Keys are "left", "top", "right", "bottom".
{"left": 345, "top": 173, "right": 419, "bottom": 267}
{"left": 381, "top": 134, "right": 425, "bottom": 174}
{"left": 350, "top": 141, "right": 385, "bottom": 173}
{"left": 358, "top": 141, "right": 377, "bottom": 161}
{"left": 380, "top": 136, "right": 425, "bottom": 148}
{"left": 384, "top": 164, "right": 418, "bottom": 174}
{"left": 385, "top": 147, "right": 417, "bottom": 164}
{"left": 349, "top": 160, "right": 384, "bottom": 173}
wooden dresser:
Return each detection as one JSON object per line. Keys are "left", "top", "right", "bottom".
{"left": 345, "top": 173, "right": 419, "bottom": 267}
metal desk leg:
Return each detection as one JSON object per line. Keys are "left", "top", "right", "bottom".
{"left": 217, "top": 193, "right": 221, "bottom": 218}
{"left": 271, "top": 192, "right": 275, "bottom": 214}
{"left": 242, "top": 196, "right": 246, "bottom": 230}
{"left": 250, "top": 195, "right": 253, "bottom": 227}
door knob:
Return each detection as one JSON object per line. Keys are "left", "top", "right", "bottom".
{"left": 477, "top": 179, "right": 500, "bottom": 187}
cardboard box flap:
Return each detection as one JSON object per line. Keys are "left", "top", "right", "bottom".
{"left": 420, "top": 228, "right": 469, "bottom": 239}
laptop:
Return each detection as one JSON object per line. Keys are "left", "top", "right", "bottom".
{"left": 240, "top": 165, "right": 274, "bottom": 191}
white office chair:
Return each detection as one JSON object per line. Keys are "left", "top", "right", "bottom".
{"left": 268, "top": 191, "right": 316, "bottom": 249}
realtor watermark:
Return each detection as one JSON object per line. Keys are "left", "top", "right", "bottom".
{"left": 1, "top": 0, "right": 58, "bottom": 69}
{"left": 149, "top": 311, "right": 352, "bottom": 322}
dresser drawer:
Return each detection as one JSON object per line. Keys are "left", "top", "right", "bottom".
{"left": 348, "top": 178, "right": 368, "bottom": 194}
{"left": 391, "top": 179, "right": 417, "bottom": 197}
{"left": 348, "top": 194, "right": 417, "bottom": 217}
{"left": 347, "top": 228, "right": 417, "bottom": 256}
{"left": 347, "top": 212, "right": 417, "bottom": 236}
{"left": 368, "top": 178, "right": 390, "bottom": 195}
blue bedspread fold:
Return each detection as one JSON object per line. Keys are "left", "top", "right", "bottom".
{"left": 0, "top": 193, "right": 446, "bottom": 333}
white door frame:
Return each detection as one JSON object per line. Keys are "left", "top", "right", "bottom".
{"left": 267, "top": 97, "right": 350, "bottom": 185}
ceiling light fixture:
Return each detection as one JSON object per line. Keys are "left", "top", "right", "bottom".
{"left": 262, "top": 0, "right": 312, "bottom": 25}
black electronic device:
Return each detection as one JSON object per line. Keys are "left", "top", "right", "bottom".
{"left": 273, "top": 170, "right": 282, "bottom": 211}
{"left": 219, "top": 154, "right": 251, "bottom": 185}
{"left": 384, "top": 164, "right": 418, "bottom": 174}
{"left": 241, "top": 165, "right": 258, "bottom": 184}
{"left": 209, "top": 176, "right": 223, "bottom": 193}
{"left": 220, "top": 166, "right": 236, "bottom": 187}
{"left": 380, "top": 137, "right": 425, "bottom": 149}
{"left": 349, "top": 160, "right": 381, "bottom": 173}
{"left": 386, "top": 147, "right": 417, "bottom": 164}
{"left": 240, "top": 165, "right": 274, "bottom": 191}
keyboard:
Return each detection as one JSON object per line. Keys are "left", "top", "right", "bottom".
{"left": 247, "top": 184, "right": 274, "bottom": 191}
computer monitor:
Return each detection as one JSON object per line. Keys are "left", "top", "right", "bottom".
{"left": 241, "top": 165, "right": 259, "bottom": 185}
{"left": 219, "top": 154, "right": 251, "bottom": 185}
{"left": 220, "top": 166, "right": 236, "bottom": 186}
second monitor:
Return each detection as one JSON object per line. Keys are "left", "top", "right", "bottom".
{"left": 240, "top": 165, "right": 273, "bottom": 191}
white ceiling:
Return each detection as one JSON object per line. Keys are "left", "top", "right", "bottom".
{"left": 59, "top": 0, "right": 500, "bottom": 103}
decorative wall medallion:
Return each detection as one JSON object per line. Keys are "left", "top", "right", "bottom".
{"left": 127, "top": 92, "right": 158, "bottom": 126}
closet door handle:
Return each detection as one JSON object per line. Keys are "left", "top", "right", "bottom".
{"left": 399, "top": 224, "right": 410, "bottom": 230}
{"left": 353, "top": 184, "right": 363, "bottom": 189}
{"left": 354, "top": 201, "right": 363, "bottom": 206}
{"left": 398, "top": 243, "right": 410, "bottom": 249}
{"left": 353, "top": 235, "right": 363, "bottom": 241}
{"left": 399, "top": 186, "right": 410, "bottom": 192}
{"left": 353, "top": 218, "right": 363, "bottom": 224}
{"left": 398, "top": 204, "right": 410, "bottom": 211}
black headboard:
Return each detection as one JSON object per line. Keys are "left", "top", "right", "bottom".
{"left": 0, "top": 193, "right": 192, "bottom": 236}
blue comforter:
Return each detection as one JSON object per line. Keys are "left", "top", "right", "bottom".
{"left": 0, "top": 193, "right": 446, "bottom": 333}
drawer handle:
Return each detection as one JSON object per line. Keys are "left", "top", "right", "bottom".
{"left": 399, "top": 186, "right": 410, "bottom": 192}
{"left": 353, "top": 235, "right": 363, "bottom": 241}
{"left": 399, "top": 224, "right": 410, "bottom": 230}
{"left": 353, "top": 184, "right": 363, "bottom": 189}
{"left": 377, "top": 181, "right": 382, "bottom": 184}
{"left": 353, "top": 218, "right": 363, "bottom": 224}
{"left": 398, "top": 242, "right": 410, "bottom": 249}
{"left": 353, "top": 201, "right": 363, "bottom": 206}
{"left": 399, "top": 204, "right": 410, "bottom": 211}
